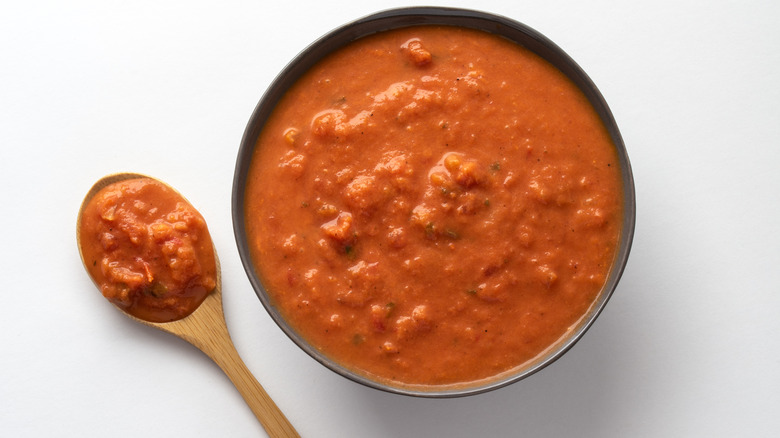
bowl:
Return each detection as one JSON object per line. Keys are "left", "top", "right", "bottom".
{"left": 232, "top": 7, "right": 635, "bottom": 397}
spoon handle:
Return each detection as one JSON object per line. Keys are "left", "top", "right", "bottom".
{"left": 167, "top": 293, "right": 300, "bottom": 438}
{"left": 203, "top": 330, "right": 300, "bottom": 438}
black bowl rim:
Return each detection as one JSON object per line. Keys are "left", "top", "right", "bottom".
{"left": 232, "top": 6, "right": 636, "bottom": 398}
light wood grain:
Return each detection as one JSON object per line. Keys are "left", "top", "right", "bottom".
{"left": 136, "top": 274, "right": 300, "bottom": 438}
{"left": 77, "top": 173, "right": 299, "bottom": 438}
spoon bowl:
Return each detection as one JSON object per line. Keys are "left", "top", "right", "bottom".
{"left": 77, "top": 173, "right": 299, "bottom": 438}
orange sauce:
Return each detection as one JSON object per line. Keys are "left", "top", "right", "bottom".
{"left": 80, "top": 177, "right": 217, "bottom": 323}
{"left": 244, "top": 26, "right": 623, "bottom": 386}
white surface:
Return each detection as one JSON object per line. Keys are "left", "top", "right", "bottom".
{"left": 2, "top": 0, "right": 779, "bottom": 436}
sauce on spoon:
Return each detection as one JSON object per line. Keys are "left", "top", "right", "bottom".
{"left": 77, "top": 173, "right": 299, "bottom": 437}
{"left": 78, "top": 175, "right": 217, "bottom": 322}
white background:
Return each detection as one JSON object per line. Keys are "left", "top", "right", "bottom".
{"left": 2, "top": 1, "right": 779, "bottom": 436}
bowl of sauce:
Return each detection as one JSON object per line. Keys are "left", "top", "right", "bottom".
{"left": 232, "top": 7, "right": 635, "bottom": 397}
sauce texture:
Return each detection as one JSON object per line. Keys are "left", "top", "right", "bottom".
{"left": 245, "top": 26, "right": 623, "bottom": 386}
{"left": 80, "top": 177, "right": 217, "bottom": 323}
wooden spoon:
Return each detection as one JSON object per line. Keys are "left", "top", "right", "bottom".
{"left": 76, "top": 173, "right": 299, "bottom": 438}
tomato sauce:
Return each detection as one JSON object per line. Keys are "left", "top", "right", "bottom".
{"left": 79, "top": 177, "right": 217, "bottom": 323}
{"left": 244, "top": 26, "right": 623, "bottom": 387}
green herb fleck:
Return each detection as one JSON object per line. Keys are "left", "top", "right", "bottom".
{"left": 467, "top": 289, "right": 477, "bottom": 295}
{"left": 425, "top": 222, "right": 436, "bottom": 239}
{"left": 352, "top": 334, "right": 365, "bottom": 345}
{"left": 484, "top": 199, "right": 491, "bottom": 207}
{"left": 490, "top": 162, "right": 501, "bottom": 171}
{"left": 145, "top": 282, "right": 168, "bottom": 298}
